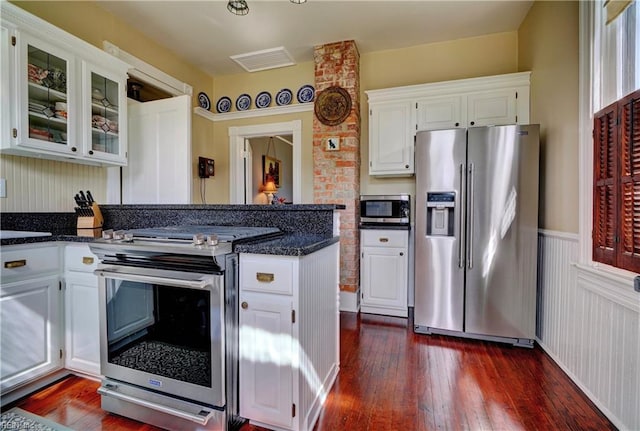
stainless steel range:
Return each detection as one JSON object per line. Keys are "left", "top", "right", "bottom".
{"left": 89, "top": 225, "right": 280, "bottom": 431}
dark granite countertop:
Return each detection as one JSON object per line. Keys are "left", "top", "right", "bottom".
{"left": 235, "top": 234, "right": 340, "bottom": 256}
{"left": 1, "top": 233, "right": 340, "bottom": 256}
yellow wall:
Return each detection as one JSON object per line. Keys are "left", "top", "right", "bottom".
{"left": 208, "top": 63, "right": 315, "bottom": 203}
{"left": 518, "top": 1, "right": 579, "bottom": 233}
{"left": 359, "top": 32, "right": 519, "bottom": 199}
{"left": 3, "top": 0, "right": 214, "bottom": 210}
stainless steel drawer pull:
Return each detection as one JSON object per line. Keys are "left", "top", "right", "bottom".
{"left": 82, "top": 256, "right": 94, "bottom": 265}
{"left": 256, "top": 272, "right": 275, "bottom": 283}
{"left": 379, "top": 238, "right": 389, "bottom": 243}
{"left": 4, "top": 259, "right": 26, "bottom": 269}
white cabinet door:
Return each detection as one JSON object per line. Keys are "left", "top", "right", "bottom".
{"left": 466, "top": 88, "right": 517, "bottom": 127}
{"left": 416, "top": 95, "right": 464, "bottom": 131}
{"left": 15, "top": 30, "right": 77, "bottom": 156}
{"left": 239, "top": 292, "right": 293, "bottom": 430}
{"left": 0, "top": 275, "right": 62, "bottom": 391}
{"left": 123, "top": 95, "right": 192, "bottom": 204}
{"left": 81, "top": 60, "right": 127, "bottom": 165}
{"left": 1, "top": 25, "right": 12, "bottom": 145}
{"left": 361, "top": 247, "right": 408, "bottom": 317}
{"left": 64, "top": 271, "right": 100, "bottom": 375}
{"left": 369, "top": 101, "right": 414, "bottom": 176}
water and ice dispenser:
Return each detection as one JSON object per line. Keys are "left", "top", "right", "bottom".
{"left": 426, "top": 192, "right": 456, "bottom": 237}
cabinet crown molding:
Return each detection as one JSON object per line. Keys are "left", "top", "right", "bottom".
{"left": 1, "top": 2, "right": 130, "bottom": 75}
{"left": 366, "top": 71, "right": 531, "bottom": 103}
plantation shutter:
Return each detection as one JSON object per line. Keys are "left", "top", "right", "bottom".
{"left": 618, "top": 92, "right": 640, "bottom": 272}
{"left": 593, "top": 104, "right": 618, "bottom": 266}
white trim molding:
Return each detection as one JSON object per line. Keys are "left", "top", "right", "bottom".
{"left": 228, "top": 120, "right": 302, "bottom": 204}
{"left": 102, "top": 41, "right": 193, "bottom": 97}
{"left": 194, "top": 104, "right": 313, "bottom": 122}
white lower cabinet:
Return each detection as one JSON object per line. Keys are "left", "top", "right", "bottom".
{"left": 64, "top": 244, "right": 100, "bottom": 376}
{"left": 239, "top": 244, "right": 340, "bottom": 431}
{"left": 360, "top": 229, "right": 409, "bottom": 317}
{"left": 0, "top": 244, "right": 62, "bottom": 392}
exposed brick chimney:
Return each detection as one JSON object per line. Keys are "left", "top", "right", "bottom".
{"left": 313, "top": 41, "right": 361, "bottom": 297}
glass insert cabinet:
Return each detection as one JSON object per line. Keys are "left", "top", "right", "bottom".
{"left": 3, "top": 23, "right": 129, "bottom": 166}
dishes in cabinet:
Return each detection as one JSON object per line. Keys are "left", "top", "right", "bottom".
{"left": 255, "top": 91, "right": 271, "bottom": 109}
{"left": 92, "top": 115, "right": 118, "bottom": 133}
{"left": 216, "top": 96, "right": 232, "bottom": 113}
{"left": 276, "top": 89, "right": 292, "bottom": 106}
{"left": 236, "top": 94, "right": 251, "bottom": 111}
{"left": 297, "top": 85, "right": 315, "bottom": 103}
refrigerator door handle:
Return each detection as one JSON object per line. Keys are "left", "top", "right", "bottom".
{"left": 467, "top": 163, "right": 475, "bottom": 269}
{"left": 458, "top": 163, "right": 465, "bottom": 269}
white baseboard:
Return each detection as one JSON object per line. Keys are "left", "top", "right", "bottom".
{"left": 339, "top": 290, "right": 359, "bottom": 312}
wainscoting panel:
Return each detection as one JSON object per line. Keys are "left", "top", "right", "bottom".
{"left": 537, "top": 230, "right": 639, "bottom": 430}
{"left": 0, "top": 155, "right": 106, "bottom": 212}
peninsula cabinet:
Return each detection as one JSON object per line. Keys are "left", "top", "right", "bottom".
{"left": 366, "top": 72, "right": 530, "bottom": 176}
{"left": 239, "top": 243, "right": 339, "bottom": 431}
{"left": 0, "top": 2, "right": 129, "bottom": 166}
{"left": 0, "top": 244, "right": 62, "bottom": 393}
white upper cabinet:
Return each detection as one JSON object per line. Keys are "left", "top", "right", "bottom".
{"left": 416, "top": 95, "right": 464, "bottom": 131}
{"left": 367, "top": 72, "right": 531, "bottom": 176}
{"left": 0, "top": 2, "right": 129, "bottom": 166}
{"left": 369, "top": 101, "right": 414, "bottom": 176}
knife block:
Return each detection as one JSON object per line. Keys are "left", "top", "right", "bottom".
{"left": 77, "top": 203, "right": 104, "bottom": 238}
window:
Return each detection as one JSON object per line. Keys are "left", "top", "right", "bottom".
{"left": 593, "top": 88, "right": 640, "bottom": 272}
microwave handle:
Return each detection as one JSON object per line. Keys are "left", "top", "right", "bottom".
{"left": 95, "top": 267, "right": 211, "bottom": 290}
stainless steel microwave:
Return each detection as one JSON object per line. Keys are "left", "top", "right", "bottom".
{"left": 360, "top": 194, "right": 410, "bottom": 226}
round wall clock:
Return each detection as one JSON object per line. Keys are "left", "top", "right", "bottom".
{"left": 314, "top": 86, "right": 352, "bottom": 126}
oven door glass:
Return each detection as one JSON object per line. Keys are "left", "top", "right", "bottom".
{"left": 97, "top": 266, "right": 225, "bottom": 407}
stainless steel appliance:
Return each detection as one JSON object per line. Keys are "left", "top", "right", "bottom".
{"left": 413, "top": 125, "right": 539, "bottom": 347}
{"left": 89, "top": 225, "right": 280, "bottom": 431}
{"left": 359, "top": 194, "right": 410, "bottom": 227}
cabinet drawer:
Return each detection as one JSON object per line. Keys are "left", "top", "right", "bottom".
{"left": 241, "top": 257, "right": 294, "bottom": 295}
{"left": 65, "top": 244, "right": 98, "bottom": 273}
{"left": 1, "top": 245, "right": 59, "bottom": 279}
{"left": 361, "top": 230, "right": 408, "bottom": 248}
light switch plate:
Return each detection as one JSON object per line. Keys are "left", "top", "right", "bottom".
{"left": 0, "top": 178, "right": 6, "bottom": 198}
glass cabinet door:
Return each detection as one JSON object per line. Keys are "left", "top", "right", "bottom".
{"left": 84, "top": 63, "right": 126, "bottom": 164}
{"left": 90, "top": 72, "right": 120, "bottom": 156}
{"left": 20, "top": 35, "right": 74, "bottom": 153}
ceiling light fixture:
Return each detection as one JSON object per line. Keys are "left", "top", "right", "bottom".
{"left": 227, "top": 0, "right": 249, "bottom": 15}
{"left": 227, "top": 0, "right": 305, "bottom": 15}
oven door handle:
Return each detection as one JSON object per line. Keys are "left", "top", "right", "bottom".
{"left": 97, "top": 385, "right": 215, "bottom": 426}
{"left": 95, "top": 268, "right": 211, "bottom": 290}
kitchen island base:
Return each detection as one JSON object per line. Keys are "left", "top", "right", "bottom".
{"left": 239, "top": 243, "right": 340, "bottom": 431}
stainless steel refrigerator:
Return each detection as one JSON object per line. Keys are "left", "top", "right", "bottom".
{"left": 413, "top": 125, "right": 539, "bottom": 347}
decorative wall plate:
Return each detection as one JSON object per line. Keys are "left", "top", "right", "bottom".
{"left": 198, "top": 92, "right": 211, "bottom": 110}
{"left": 314, "top": 86, "right": 352, "bottom": 126}
{"left": 216, "top": 96, "right": 232, "bottom": 113}
{"left": 297, "top": 85, "right": 315, "bottom": 103}
{"left": 276, "top": 88, "right": 293, "bottom": 106}
{"left": 256, "top": 91, "right": 272, "bottom": 109}
{"left": 236, "top": 94, "right": 252, "bottom": 111}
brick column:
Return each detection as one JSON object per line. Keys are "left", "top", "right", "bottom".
{"left": 313, "top": 41, "right": 360, "bottom": 295}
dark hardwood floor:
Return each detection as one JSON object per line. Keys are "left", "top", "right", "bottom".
{"left": 8, "top": 312, "right": 615, "bottom": 431}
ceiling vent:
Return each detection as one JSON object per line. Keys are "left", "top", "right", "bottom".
{"left": 230, "top": 47, "right": 295, "bottom": 73}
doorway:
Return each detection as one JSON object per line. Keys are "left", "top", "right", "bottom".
{"left": 229, "top": 120, "right": 302, "bottom": 204}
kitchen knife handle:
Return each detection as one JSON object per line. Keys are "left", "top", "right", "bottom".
{"left": 467, "top": 163, "right": 475, "bottom": 269}
{"left": 458, "top": 163, "right": 465, "bottom": 269}
{"left": 86, "top": 190, "right": 94, "bottom": 204}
